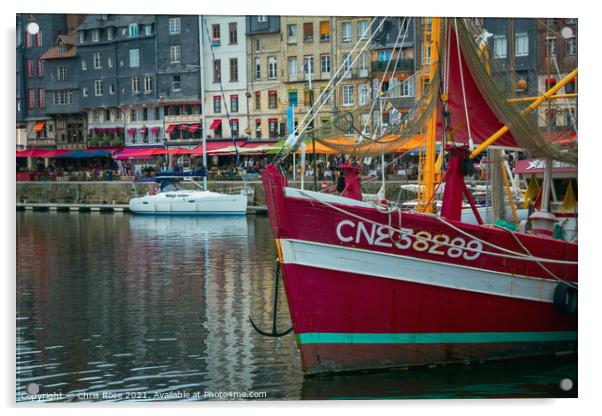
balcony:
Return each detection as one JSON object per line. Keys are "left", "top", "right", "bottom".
{"left": 164, "top": 114, "right": 201, "bottom": 123}
{"left": 372, "top": 59, "right": 414, "bottom": 73}
{"left": 320, "top": 34, "right": 331, "bottom": 42}
{"left": 304, "top": 35, "right": 314, "bottom": 43}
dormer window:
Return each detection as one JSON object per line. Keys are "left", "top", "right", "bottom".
{"left": 58, "top": 40, "right": 66, "bottom": 53}
{"left": 128, "top": 23, "right": 139, "bottom": 37}
{"left": 92, "top": 29, "right": 100, "bottom": 42}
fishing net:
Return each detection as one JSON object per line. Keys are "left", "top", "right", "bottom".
{"left": 454, "top": 18, "right": 577, "bottom": 164}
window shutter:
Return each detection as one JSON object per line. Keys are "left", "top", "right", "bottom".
{"left": 320, "top": 21, "right": 330, "bottom": 35}
{"left": 304, "top": 22, "right": 313, "bottom": 37}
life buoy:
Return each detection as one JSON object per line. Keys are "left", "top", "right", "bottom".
{"left": 553, "top": 282, "right": 577, "bottom": 315}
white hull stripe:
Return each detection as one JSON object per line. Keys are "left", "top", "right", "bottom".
{"left": 279, "top": 239, "right": 559, "bottom": 303}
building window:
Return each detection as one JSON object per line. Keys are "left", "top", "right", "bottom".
{"left": 35, "top": 31, "right": 42, "bottom": 48}
{"left": 26, "top": 59, "right": 33, "bottom": 77}
{"left": 25, "top": 31, "right": 32, "bottom": 48}
{"left": 94, "top": 80, "right": 103, "bottom": 96}
{"left": 319, "top": 20, "right": 330, "bottom": 41}
{"left": 515, "top": 32, "right": 529, "bottom": 57}
{"left": 359, "top": 51, "right": 368, "bottom": 75}
{"left": 342, "top": 22, "right": 352, "bottom": 42}
{"left": 92, "top": 29, "right": 100, "bottom": 42}
{"left": 81, "top": 59, "right": 87, "bottom": 71}
{"left": 144, "top": 75, "right": 152, "bottom": 93}
{"left": 37, "top": 89, "right": 45, "bottom": 108}
{"left": 287, "top": 24, "right": 298, "bottom": 42}
{"left": 82, "top": 87, "right": 88, "bottom": 97}
{"left": 359, "top": 20, "right": 369, "bottom": 39}
{"left": 212, "top": 24, "right": 221, "bottom": 42}
{"left": 545, "top": 37, "right": 557, "bottom": 57}
{"left": 109, "top": 83, "right": 115, "bottom": 95}
{"left": 230, "top": 58, "right": 238, "bottom": 82}
{"left": 254, "top": 38, "right": 261, "bottom": 52}
{"left": 105, "top": 109, "right": 112, "bottom": 121}
{"left": 320, "top": 54, "right": 330, "bottom": 74}
{"left": 107, "top": 57, "right": 113, "bottom": 68}
{"left": 144, "top": 24, "right": 153, "bottom": 36}
{"left": 229, "top": 22, "right": 237, "bottom": 44}
{"left": 213, "top": 96, "right": 221, "bottom": 113}
{"left": 27, "top": 89, "right": 35, "bottom": 109}
{"left": 303, "top": 22, "right": 313, "bottom": 42}
{"left": 213, "top": 59, "right": 221, "bottom": 82}
{"left": 268, "top": 91, "right": 277, "bottom": 109}
{"left": 343, "top": 85, "right": 353, "bottom": 106}
{"left": 255, "top": 91, "right": 261, "bottom": 110}
{"left": 401, "top": 77, "right": 415, "bottom": 97}
{"left": 169, "top": 18, "right": 181, "bottom": 34}
{"left": 493, "top": 35, "right": 507, "bottom": 59}
{"left": 57, "top": 66, "right": 66, "bottom": 81}
{"left": 358, "top": 83, "right": 369, "bottom": 105}
{"left": 289, "top": 90, "right": 298, "bottom": 107}
{"left": 131, "top": 77, "right": 140, "bottom": 94}
{"left": 94, "top": 52, "right": 102, "bottom": 69}
{"left": 54, "top": 90, "right": 74, "bottom": 105}
{"left": 255, "top": 58, "right": 261, "bottom": 81}
{"left": 169, "top": 45, "right": 181, "bottom": 63}
{"left": 303, "top": 55, "right": 314, "bottom": 74}
{"left": 288, "top": 57, "right": 297, "bottom": 80}
{"left": 257, "top": 16, "right": 267, "bottom": 23}
{"left": 565, "top": 37, "right": 577, "bottom": 56}
{"left": 268, "top": 56, "right": 277, "bottom": 79}
{"left": 255, "top": 119, "right": 262, "bottom": 138}
{"left": 79, "top": 31, "right": 85, "bottom": 44}
{"left": 379, "top": 49, "right": 391, "bottom": 63}
{"left": 172, "top": 75, "right": 181, "bottom": 91}
{"left": 268, "top": 118, "right": 278, "bottom": 138}
{"left": 36, "top": 59, "right": 43, "bottom": 77}
{"left": 230, "top": 95, "right": 239, "bottom": 112}
{"left": 127, "top": 50, "right": 142, "bottom": 70}
{"left": 107, "top": 27, "right": 113, "bottom": 40}
{"left": 343, "top": 53, "right": 352, "bottom": 75}
{"left": 128, "top": 23, "right": 139, "bottom": 37}
{"left": 231, "top": 119, "right": 239, "bottom": 137}
{"left": 130, "top": 108, "right": 137, "bottom": 122}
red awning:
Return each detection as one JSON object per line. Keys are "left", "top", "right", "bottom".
{"left": 209, "top": 119, "right": 221, "bottom": 130}
{"left": 115, "top": 127, "right": 123, "bottom": 133}
{"left": 140, "top": 128, "right": 148, "bottom": 134}
{"left": 165, "top": 148, "right": 195, "bottom": 155}
{"left": 127, "top": 128, "right": 137, "bottom": 135}
{"left": 190, "top": 140, "right": 244, "bottom": 155}
{"left": 151, "top": 127, "right": 160, "bottom": 133}
{"left": 188, "top": 124, "right": 200, "bottom": 133}
{"left": 166, "top": 124, "right": 177, "bottom": 134}
{"left": 113, "top": 147, "right": 167, "bottom": 160}
{"left": 16, "top": 148, "right": 70, "bottom": 158}
{"left": 230, "top": 118, "right": 239, "bottom": 124}
{"left": 178, "top": 124, "right": 188, "bottom": 130}
{"left": 268, "top": 118, "right": 278, "bottom": 123}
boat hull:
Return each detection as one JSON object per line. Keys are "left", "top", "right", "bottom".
{"left": 129, "top": 190, "right": 247, "bottom": 215}
{"left": 261, "top": 165, "right": 577, "bottom": 375}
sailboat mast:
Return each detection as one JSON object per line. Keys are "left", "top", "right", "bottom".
{"left": 419, "top": 17, "right": 440, "bottom": 213}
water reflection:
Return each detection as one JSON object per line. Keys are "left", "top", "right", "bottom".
{"left": 17, "top": 212, "right": 575, "bottom": 401}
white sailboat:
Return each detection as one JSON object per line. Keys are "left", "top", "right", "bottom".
{"left": 129, "top": 177, "right": 248, "bottom": 215}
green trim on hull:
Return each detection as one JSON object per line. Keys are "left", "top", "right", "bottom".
{"left": 296, "top": 331, "right": 578, "bottom": 345}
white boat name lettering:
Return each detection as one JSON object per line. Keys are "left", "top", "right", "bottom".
{"left": 336, "top": 220, "right": 483, "bottom": 260}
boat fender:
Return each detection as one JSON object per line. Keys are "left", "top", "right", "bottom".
{"left": 553, "top": 282, "right": 577, "bottom": 315}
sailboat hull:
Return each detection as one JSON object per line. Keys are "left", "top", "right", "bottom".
{"left": 262, "top": 166, "right": 577, "bottom": 375}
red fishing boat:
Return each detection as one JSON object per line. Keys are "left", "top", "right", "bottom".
{"left": 259, "top": 18, "right": 577, "bottom": 375}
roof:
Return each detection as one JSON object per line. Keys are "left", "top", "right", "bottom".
{"left": 40, "top": 33, "right": 77, "bottom": 60}
{"left": 78, "top": 14, "right": 155, "bottom": 30}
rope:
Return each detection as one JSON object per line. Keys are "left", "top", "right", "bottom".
{"left": 295, "top": 188, "right": 578, "bottom": 266}
{"left": 491, "top": 224, "right": 578, "bottom": 288}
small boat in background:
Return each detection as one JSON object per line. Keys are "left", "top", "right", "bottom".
{"left": 129, "top": 176, "right": 248, "bottom": 215}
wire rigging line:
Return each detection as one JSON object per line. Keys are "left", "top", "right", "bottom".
{"left": 281, "top": 17, "right": 387, "bottom": 157}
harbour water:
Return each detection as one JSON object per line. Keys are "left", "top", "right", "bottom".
{"left": 16, "top": 212, "right": 577, "bottom": 401}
